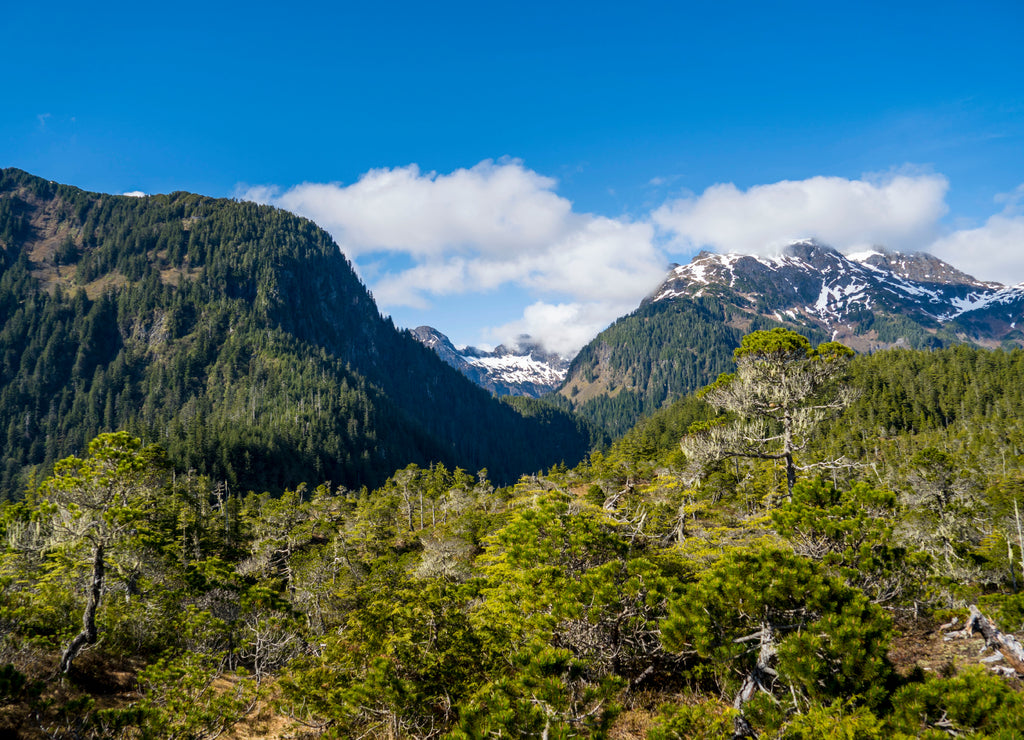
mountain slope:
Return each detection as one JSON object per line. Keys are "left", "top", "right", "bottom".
{"left": 411, "top": 326, "right": 569, "bottom": 397}
{"left": 0, "top": 168, "right": 592, "bottom": 498}
{"left": 558, "top": 240, "right": 1024, "bottom": 437}
{"left": 557, "top": 295, "right": 815, "bottom": 438}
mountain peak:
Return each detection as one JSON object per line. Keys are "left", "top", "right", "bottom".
{"left": 412, "top": 327, "right": 570, "bottom": 398}
{"left": 0, "top": 169, "right": 594, "bottom": 494}
{"left": 777, "top": 240, "right": 851, "bottom": 270}
{"left": 848, "top": 249, "right": 997, "bottom": 288}
{"left": 647, "top": 242, "right": 1024, "bottom": 351}
{"left": 558, "top": 240, "right": 1023, "bottom": 438}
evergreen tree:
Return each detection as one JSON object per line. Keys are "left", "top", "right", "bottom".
{"left": 35, "top": 432, "right": 167, "bottom": 672}
{"left": 681, "top": 329, "right": 855, "bottom": 498}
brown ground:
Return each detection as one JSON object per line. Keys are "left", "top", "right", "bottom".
{"left": 888, "top": 618, "right": 1016, "bottom": 678}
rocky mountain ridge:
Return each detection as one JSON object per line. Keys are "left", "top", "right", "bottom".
{"left": 411, "top": 326, "right": 569, "bottom": 398}
{"left": 647, "top": 241, "right": 1024, "bottom": 351}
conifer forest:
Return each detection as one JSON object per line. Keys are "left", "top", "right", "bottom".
{"left": 4, "top": 169, "right": 1024, "bottom": 738}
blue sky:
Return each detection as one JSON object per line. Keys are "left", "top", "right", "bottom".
{"left": 4, "top": 0, "right": 1023, "bottom": 354}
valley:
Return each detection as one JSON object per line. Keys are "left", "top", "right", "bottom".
{"left": 2, "top": 171, "right": 1024, "bottom": 739}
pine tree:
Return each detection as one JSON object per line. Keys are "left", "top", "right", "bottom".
{"left": 681, "top": 329, "right": 855, "bottom": 498}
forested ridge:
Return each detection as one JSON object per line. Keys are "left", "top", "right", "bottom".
{"left": 558, "top": 296, "right": 828, "bottom": 438}
{"left": 614, "top": 343, "right": 1024, "bottom": 475}
{"left": 0, "top": 168, "right": 594, "bottom": 498}
{"left": 4, "top": 330, "right": 1024, "bottom": 738}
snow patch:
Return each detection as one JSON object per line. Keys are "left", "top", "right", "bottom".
{"left": 464, "top": 354, "right": 567, "bottom": 387}
{"left": 846, "top": 250, "right": 883, "bottom": 263}
{"left": 648, "top": 243, "right": 1024, "bottom": 331}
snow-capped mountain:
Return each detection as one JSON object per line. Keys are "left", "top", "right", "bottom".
{"left": 647, "top": 240, "right": 1024, "bottom": 350}
{"left": 412, "top": 327, "right": 570, "bottom": 398}
{"left": 556, "top": 240, "right": 1024, "bottom": 438}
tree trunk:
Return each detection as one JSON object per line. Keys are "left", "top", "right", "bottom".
{"left": 732, "top": 623, "right": 777, "bottom": 738}
{"left": 784, "top": 452, "right": 796, "bottom": 500}
{"left": 945, "top": 604, "right": 1024, "bottom": 675}
{"left": 783, "top": 410, "right": 796, "bottom": 499}
{"left": 61, "top": 542, "right": 104, "bottom": 673}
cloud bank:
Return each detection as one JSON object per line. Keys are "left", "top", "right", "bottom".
{"left": 241, "top": 162, "right": 1024, "bottom": 356}
{"left": 239, "top": 160, "right": 667, "bottom": 355}
{"left": 652, "top": 173, "right": 950, "bottom": 256}
{"left": 259, "top": 161, "right": 574, "bottom": 258}
{"left": 928, "top": 185, "right": 1024, "bottom": 285}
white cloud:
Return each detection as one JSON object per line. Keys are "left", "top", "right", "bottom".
{"left": 652, "top": 173, "right": 950, "bottom": 255}
{"left": 237, "top": 184, "right": 278, "bottom": 204}
{"left": 519, "top": 218, "right": 661, "bottom": 301}
{"left": 240, "top": 159, "right": 667, "bottom": 354}
{"left": 240, "top": 160, "right": 1024, "bottom": 356}
{"left": 368, "top": 217, "right": 662, "bottom": 308}
{"left": 486, "top": 301, "right": 636, "bottom": 358}
{"left": 241, "top": 159, "right": 575, "bottom": 259}
{"left": 928, "top": 185, "right": 1024, "bottom": 285}
{"left": 651, "top": 173, "right": 1024, "bottom": 285}
{"left": 122, "top": 191, "right": 146, "bottom": 198}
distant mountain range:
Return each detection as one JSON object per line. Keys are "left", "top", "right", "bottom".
{"left": 411, "top": 327, "right": 570, "bottom": 398}
{"left": 414, "top": 240, "right": 1024, "bottom": 438}
{"left": 10, "top": 165, "right": 1016, "bottom": 496}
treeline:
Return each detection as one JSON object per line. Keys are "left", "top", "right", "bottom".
{"left": 4, "top": 335, "right": 1024, "bottom": 737}
{"left": 0, "top": 168, "right": 594, "bottom": 498}
{"left": 597, "top": 343, "right": 1024, "bottom": 478}
{"left": 843, "top": 345, "right": 1024, "bottom": 438}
